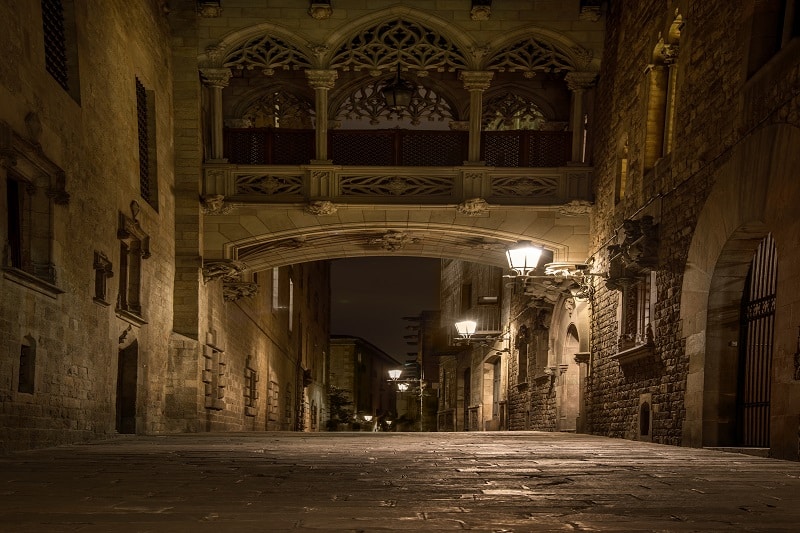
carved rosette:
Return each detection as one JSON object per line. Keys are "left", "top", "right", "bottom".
{"left": 456, "top": 198, "right": 489, "bottom": 216}
{"left": 223, "top": 282, "right": 259, "bottom": 302}
{"left": 202, "top": 260, "right": 247, "bottom": 283}
{"left": 558, "top": 200, "right": 593, "bottom": 216}
{"left": 305, "top": 200, "right": 338, "bottom": 216}
{"left": 368, "top": 231, "right": 421, "bottom": 252}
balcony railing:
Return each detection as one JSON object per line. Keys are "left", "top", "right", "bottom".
{"left": 223, "top": 128, "right": 572, "bottom": 168}
{"left": 202, "top": 163, "right": 593, "bottom": 206}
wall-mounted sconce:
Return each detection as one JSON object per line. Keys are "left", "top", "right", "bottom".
{"left": 504, "top": 240, "right": 604, "bottom": 300}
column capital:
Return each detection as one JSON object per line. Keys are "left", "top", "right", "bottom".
{"left": 660, "top": 44, "right": 680, "bottom": 65}
{"left": 565, "top": 71, "right": 597, "bottom": 92}
{"left": 305, "top": 69, "right": 339, "bottom": 90}
{"left": 459, "top": 70, "right": 494, "bottom": 91}
{"left": 200, "top": 67, "right": 232, "bottom": 89}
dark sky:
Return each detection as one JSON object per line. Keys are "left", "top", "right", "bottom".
{"left": 330, "top": 257, "right": 441, "bottom": 361}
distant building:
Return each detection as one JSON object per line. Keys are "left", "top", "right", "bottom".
{"left": 329, "top": 336, "right": 400, "bottom": 429}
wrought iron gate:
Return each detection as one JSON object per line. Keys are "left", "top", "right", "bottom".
{"left": 737, "top": 234, "right": 777, "bottom": 447}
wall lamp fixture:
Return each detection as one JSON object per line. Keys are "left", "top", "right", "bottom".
{"left": 504, "top": 241, "right": 605, "bottom": 300}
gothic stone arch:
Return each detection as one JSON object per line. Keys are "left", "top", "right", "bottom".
{"left": 681, "top": 124, "right": 800, "bottom": 460}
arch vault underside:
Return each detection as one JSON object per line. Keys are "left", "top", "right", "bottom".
{"left": 204, "top": 201, "right": 590, "bottom": 272}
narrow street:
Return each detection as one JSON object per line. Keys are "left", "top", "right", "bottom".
{"left": 1, "top": 432, "right": 799, "bottom": 531}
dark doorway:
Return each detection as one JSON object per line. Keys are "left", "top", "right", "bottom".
{"left": 736, "top": 234, "right": 777, "bottom": 447}
{"left": 116, "top": 341, "right": 139, "bottom": 434}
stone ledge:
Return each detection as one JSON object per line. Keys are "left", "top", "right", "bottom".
{"left": 612, "top": 343, "right": 656, "bottom": 366}
{"left": 2, "top": 267, "right": 63, "bottom": 299}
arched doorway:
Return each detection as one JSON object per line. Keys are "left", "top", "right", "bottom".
{"left": 116, "top": 340, "right": 138, "bottom": 434}
{"left": 736, "top": 234, "right": 777, "bottom": 447}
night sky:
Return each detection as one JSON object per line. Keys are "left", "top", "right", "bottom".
{"left": 330, "top": 257, "right": 441, "bottom": 361}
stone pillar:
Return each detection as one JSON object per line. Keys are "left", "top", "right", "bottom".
{"left": 459, "top": 71, "right": 494, "bottom": 163}
{"left": 661, "top": 44, "right": 679, "bottom": 156}
{"left": 200, "top": 67, "right": 232, "bottom": 162}
{"left": 305, "top": 69, "right": 338, "bottom": 163}
{"left": 574, "top": 351, "right": 590, "bottom": 433}
{"left": 565, "top": 72, "right": 597, "bottom": 164}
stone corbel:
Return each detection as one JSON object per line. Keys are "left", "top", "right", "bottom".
{"left": 202, "top": 259, "right": 247, "bottom": 283}
{"left": 605, "top": 215, "right": 659, "bottom": 290}
{"left": 223, "top": 282, "right": 259, "bottom": 301}
{"left": 308, "top": 1, "right": 332, "bottom": 20}
{"left": 201, "top": 194, "right": 234, "bottom": 215}
{"left": 197, "top": 1, "right": 222, "bottom": 17}
{"left": 456, "top": 198, "right": 489, "bottom": 216}
{"left": 471, "top": 0, "right": 492, "bottom": 21}
{"left": 305, "top": 200, "right": 338, "bottom": 216}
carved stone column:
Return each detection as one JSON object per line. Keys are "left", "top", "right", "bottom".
{"left": 200, "top": 68, "right": 232, "bottom": 162}
{"left": 565, "top": 71, "right": 597, "bottom": 164}
{"left": 661, "top": 44, "right": 679, "bottom": 156}
{"left": 459, "top": 71, "right": 494, "bottom": 163}
{"left": 305, "top": 69, "right": 338, "bottom": 163}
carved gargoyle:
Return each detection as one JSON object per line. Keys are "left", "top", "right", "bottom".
{"left": 605, "top": 215, "right": 659, "bottom": 291}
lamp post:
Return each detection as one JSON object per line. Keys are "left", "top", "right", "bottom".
{"left": 388, "top": 369, "right": 424, "bottom": 431}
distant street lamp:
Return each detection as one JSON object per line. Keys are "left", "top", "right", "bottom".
{"left": 388, "top": 369, "right": 424, "bottom": 431}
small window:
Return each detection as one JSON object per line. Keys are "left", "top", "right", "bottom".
{"left": 41, "top": 0, "right": 80, "bottom": 102}
{"left": 136, "top": 78, "right": 158, "bottom": 210}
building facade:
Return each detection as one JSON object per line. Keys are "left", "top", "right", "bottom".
{"left": 329, "top": 335, "right": 399, "bottom": 429}
{"left": 586, "top": 0, "right": 800, "bottom": 460}
{"left": 0, "top": 0, "right": 331, "bottom": 453}
{"left": 3, "top": 0, "right": 800, "bottom": 462}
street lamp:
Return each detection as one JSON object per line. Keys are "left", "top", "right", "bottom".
{"left": 454, "top": 319, "right": 477, "bottom": 339}
{"left": 388, "top": 369, "right": 424, "bottom": 431}
{"left": 506, "top": 240, "right": 543, "bottom": 277}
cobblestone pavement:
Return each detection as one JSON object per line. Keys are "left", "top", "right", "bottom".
{"left": 2, "top": 432, "right": 800, "bottom": 532}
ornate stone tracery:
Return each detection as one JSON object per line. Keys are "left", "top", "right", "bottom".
{"left": 223, "top": 34, "right": 312, "bottom": 74}
{"left": 335, "top": 78, "right": 454, "bottom": 125}
{"left": 482, "top": 91, "right": 547, "bottom": 130}
{"left": 486, "top": 37, "right": 588, "bottom": 76}
{"left": 241, "top": 90, "right": 314, "bottom": 128}
{"left": 329, "top": 19, "right": 469, "bottom": 75}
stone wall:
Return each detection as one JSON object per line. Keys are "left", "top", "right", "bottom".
{"left": 587, "top": 0, "right": 800, "bottom": 454}
{"left": 0, "top": 0, "right": 176, "bottom": 452}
